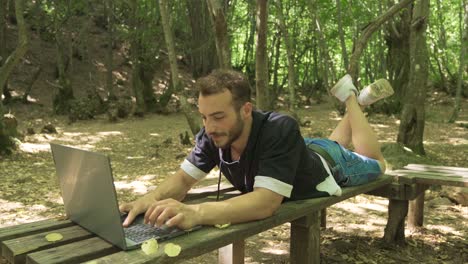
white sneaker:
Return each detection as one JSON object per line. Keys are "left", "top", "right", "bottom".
{"left": 330, "top": 74, "right": 358, "bottom": 102}
{"left": 358, "top": 79, "right": 394, "bottom": 106}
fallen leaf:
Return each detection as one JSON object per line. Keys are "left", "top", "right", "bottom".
{"left": 214, "top": 223, "right": 231, "bottom": 229}
{"left": 45, "top": 233, "right": 63, "bottom": 242}
{"left": 141, "top": 238, "right": 158, "bottom": 255}
{"left": 164, "top": 243, "right": 181, "bottom": 257}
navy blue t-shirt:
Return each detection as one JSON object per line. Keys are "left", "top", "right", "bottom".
{"left": 180, "top": 110, "right": 338, "bottom": 201}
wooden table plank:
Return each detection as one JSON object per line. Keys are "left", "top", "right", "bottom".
{"left": 26, "top": 237, "right": 118, "bottom": 264}
{"left": 0, "top": 219, "right": 73, "bottom": 243}
{"left": 2, "top": 225, "right": 93, "bottom": 264}
{"left": 82, "top": 175, "right": 393, "bottom": 264}
{"left": 389, "top": 170, "right": 468, "bottom": 187}
{"left": 405, "top": 164, "right": 468, "bottom": 174}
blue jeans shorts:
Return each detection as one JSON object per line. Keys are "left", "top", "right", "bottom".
{"left": 304, "top": 138, "right": 382, "bottom": 186}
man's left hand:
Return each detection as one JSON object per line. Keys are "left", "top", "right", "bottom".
{"left": 144, "top": 198, "right": 199, "bottom": 230}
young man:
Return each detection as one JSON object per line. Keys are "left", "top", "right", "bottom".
{"left": 120, "top": 70, "right": 394, "bottom": 230}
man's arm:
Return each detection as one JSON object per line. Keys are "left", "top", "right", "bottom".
{"left": 120, "top": 168, "right": 198, "bottom": 226}
{"left": 145, "top": 187, "right": 284, "bottom": 229}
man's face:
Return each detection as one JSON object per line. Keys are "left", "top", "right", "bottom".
{"left": 198, "top": 90, "right": 246, "bottom": 149}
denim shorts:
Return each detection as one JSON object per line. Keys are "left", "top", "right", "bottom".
{"left": 304, "top": 138, "right": 382, "bottom": 187}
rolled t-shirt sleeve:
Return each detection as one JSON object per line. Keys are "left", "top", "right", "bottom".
{"left": 253, "top": 116, "right": 303, "bottom": 198}
{"left": 181, "top": 128, "right": 217, "bottom": 180}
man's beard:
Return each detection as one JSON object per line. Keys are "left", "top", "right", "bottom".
{"left": 213, "top": 114, "right": 244, "bottom": 149}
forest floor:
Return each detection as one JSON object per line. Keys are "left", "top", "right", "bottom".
{"left": 0, "top": 92, "right": 467, "bottom": 264}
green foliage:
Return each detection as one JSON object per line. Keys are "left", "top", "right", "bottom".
{"left": 68, "top": 93, "right": 105, "bottom": 122}
{"left": 381, "top": 142, "right": 436, "bottom": 170}
{"left": 17, "top": 0, "right": 466, "bottom": 115}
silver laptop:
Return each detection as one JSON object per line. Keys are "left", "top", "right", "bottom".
{"left": 50, "top": 143, "right": 200, "bottom": 250}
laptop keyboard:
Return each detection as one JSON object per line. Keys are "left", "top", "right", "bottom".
{"left": 124, "top": 223, "right": 178, "bottom": 243}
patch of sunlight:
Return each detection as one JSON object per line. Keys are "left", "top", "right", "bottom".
{"left": 97, "top": 131, "right": 122, "bottom": 136}
{"left": 206, "top": 169, "right": 220, "bottom": 179}
{"left": 448, "top": 137, "right": 468, "bottom": 145}
{"left": 31, "top": 204, "right": 48, "bottom": 211}
{"left": 19, "top": 142, "right": 51, "bottom": 153}
{"left": 63, "top": 132, "right": 85, "bottom": 137}
{"left": 126, "top": 156, "right": 145, "bottom": 160}
{"left": 424, "top": 139, "right": 468, "bottom": 146}
{"left": 25, "top": 95, "right": 39, "bottom": 103}
{"left": 115, "top": 180, "right": 148, "bottom": 194}
{"left": 0, "top": 199, "right": 23, "bottom": 210}
{"left": 425, "top": 224, "right": 463, "bottom": 236}
{"left": 356, "top": 203, "right": 388, "bottom": 213}
{"left": 139, "top": 174, "right": 157, "bottom": 181}
{"left": 149, "top": 133, "right": 161, "bottom": 137}
{"left": 259, "top": 247, "right": 288, "bottom": 255}
{"left": 334, "top": 203, "right": 368, "bottom": 215}
{"left": 371, "top": 124, "right": 389, "bottom": 128}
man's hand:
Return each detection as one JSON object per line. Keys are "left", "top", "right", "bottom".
{"left": 144, "top": 198, "right": 200, "bottom": 230}
{"left": 119, "top": 196, "right": 155, "bottom": 227}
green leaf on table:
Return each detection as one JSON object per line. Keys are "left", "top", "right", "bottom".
{"left": 45, "top": 233, "right": 63, "bottom": 242}
{"left": 141, "top": 238, "right": 159, "bottom": 255}
{"left": 164, "top": 243, "right": 181, "bottom": 257}
{"left": 214, "top": 223, "right": 231, "bottom": 229}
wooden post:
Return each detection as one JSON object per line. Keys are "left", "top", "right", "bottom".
{"left": 320, "top": 208, "right": 327, "bottom": 228}
{"left": 408, "top": 191, "right": 425, "bottom": 229}
{"left": 218, "top": 240, "right": 245, "bottom": 264}
{"left": 290, "top": 211, "right": 320, "bottom": 264}
{"left": 383, "top": 199, "right": 408, "bottom": 245}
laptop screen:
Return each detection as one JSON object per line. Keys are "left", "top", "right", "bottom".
{"left": 50, "top": 143, "right": 127, "bottom": 249}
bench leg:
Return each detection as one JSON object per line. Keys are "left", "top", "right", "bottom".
{"left": 383, "top": 199, "right": 408, "bottom": 245}
{"left": 290, "top": 211, "right": 320, "bottom": 264}
{"left": 320, "top": 208, "right": 327, "bottom": 228}
{"left": 218, "top": 240, "right": 245, "bottom": 264}
{"left": 408, "top": 190, "right": 425, "bottom": 229}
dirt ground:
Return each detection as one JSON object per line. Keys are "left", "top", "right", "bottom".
{"left": 0, "top": 95, "right": 467, "bottom": 263}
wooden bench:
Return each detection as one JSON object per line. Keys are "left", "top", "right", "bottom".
{"left": 0, "top": 175, "right": 393, "bottom": 264}
{"left": 369, "top": 164, "right": 468, "bottom": 245}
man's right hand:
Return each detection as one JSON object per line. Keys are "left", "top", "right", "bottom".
{"left": 119, "top": 196, "right": 155, "bottom": 227}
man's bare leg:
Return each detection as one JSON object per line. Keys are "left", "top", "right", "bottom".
{"left": 328, "top": 113, "right": 352, "bottom": 148}
{"left": 344, "top": 94, "right": 386, "bottom": 172}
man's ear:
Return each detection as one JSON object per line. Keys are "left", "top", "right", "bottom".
{"left": 242, "top": 102, "right": 253, "bottom": 117}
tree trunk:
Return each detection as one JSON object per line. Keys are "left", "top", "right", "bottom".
{"left": 348, "top": 0, "right": 416, "bottom": 81}
{"left": 243, "top": 1, "right": 256, "bottom": 77}
{"left": 255, "top": 0, "right": 270, "bottom": 110}
{"left": 336, "top": 0, "right": 349, "bottom": 71}
{"left": 160, "top": 0, "right": 200, "bottom": 136}
{"left": 270, "top": 32, "right": 281, "bottom": 102}
{"left": 1, "top": 0, "right": 10, "bottom": 102}
{"left": 275, "top": 0, "right": 296, "bottom": 111}
{"left": 0, "top": 0, "right": 27, "bottom": 154}
{"left": 449, "top": 0, "right": 467, "bottom": 123}
{"left": 186, "top": 0, "right": 217, "bottom": 78}
{"left": 53, "top": 25, "right": 74, "bottom": 114}
{"left": 0, "top": 0, "right": 27, "bottom": 92}
{"left": 206, "top": 0, "right": 231, "bottom": 69}
{"left": 307, "top": 0, "right": 332, "bottom": 90}
{"left": 22, "top": 66, "right": 42, "bottom": 103}
{"left": 129, "top": 0, "right": 148, "bottom": 116}
{"left": 383, "top": 199, "right": 408, "bottom": 245}
{"left": 105, "top": 0, "right": 115, "bottom": 101}
{"left": 7, "top": 0, "right": 15, "bottom": 24}
{"left": 397, "top": 0, "right": 430, "bottom": 155}
{"left": 385, "top": 0, "right": 412, "bottom": 114}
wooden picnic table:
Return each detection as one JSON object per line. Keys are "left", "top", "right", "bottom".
{"left": 0, "top": 176, "right": 394, "bottom": 264}
{"left": 1, "top": 164, "right": 466, "bottom": 263}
